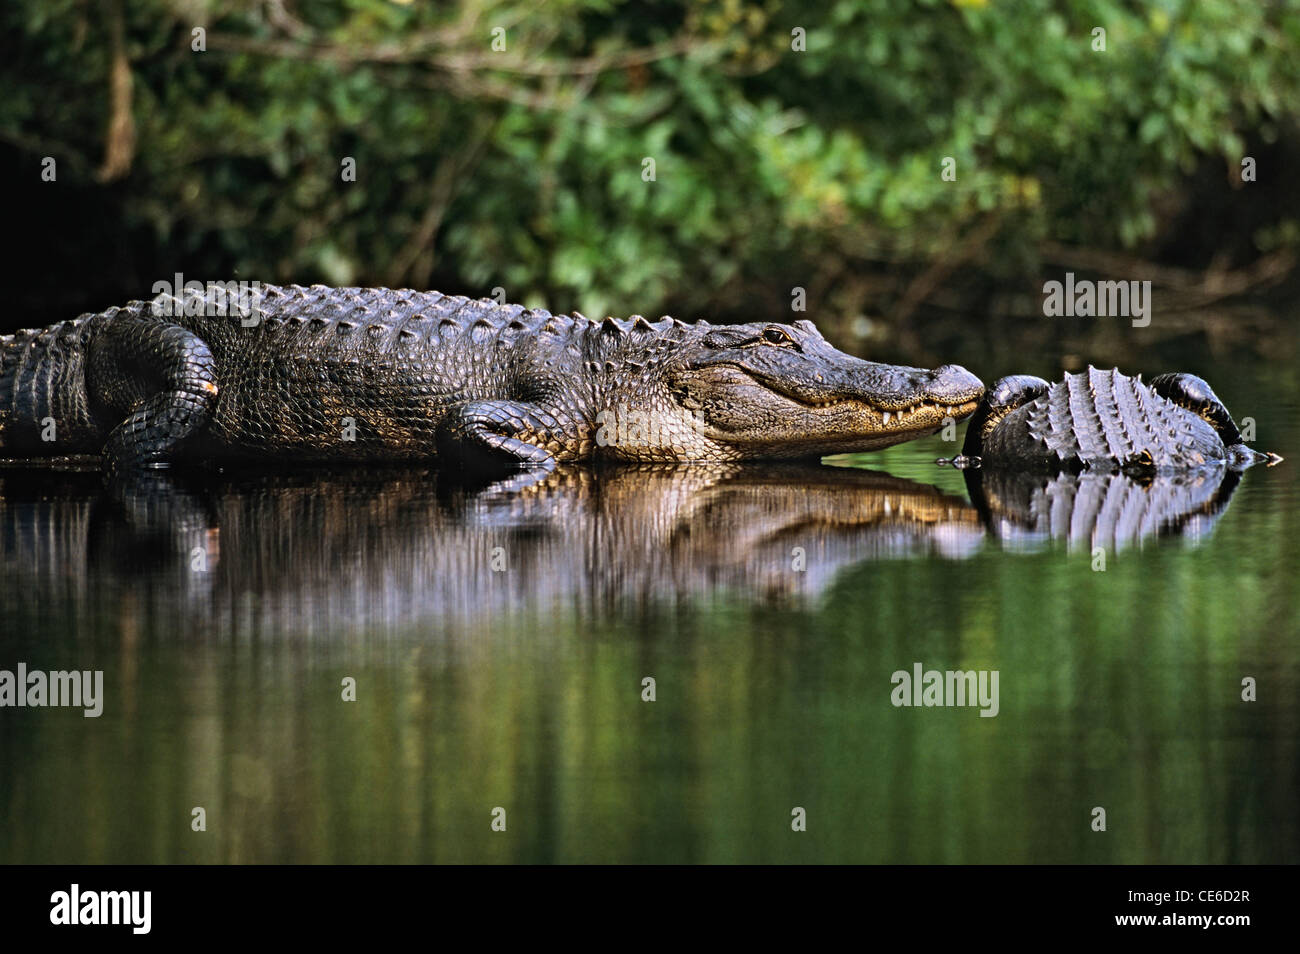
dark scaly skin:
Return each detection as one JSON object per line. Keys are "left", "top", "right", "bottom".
{"left": 0, "top": 283, "right": 984, "bottom": 470}
{"left": 961, "top": 366, "right": 1275, "bottom": 473}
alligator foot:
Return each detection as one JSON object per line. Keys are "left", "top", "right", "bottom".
{"left": 436, "top": 400, "right": 569, "bottom": 473}
{"left": 960, "top": 374, "right": 1051, "bottom": 458}
{"left": 91, "top": 317, "right": 220, "bottom": 471}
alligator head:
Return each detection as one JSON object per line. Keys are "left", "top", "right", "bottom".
{"left": 614, "top": 319, "right": 984, "bottom": 460}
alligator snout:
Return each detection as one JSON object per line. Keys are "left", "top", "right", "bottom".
{"left": 926, "top": 364, "right": 984, "bottom": 402}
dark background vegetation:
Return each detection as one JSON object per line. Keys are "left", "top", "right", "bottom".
{"left": 3, "top": 0, "right": 1298, "bottom": 365}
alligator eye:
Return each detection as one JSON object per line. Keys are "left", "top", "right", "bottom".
{"left": 763, "top": 327, "right": 794, "bottom": 345}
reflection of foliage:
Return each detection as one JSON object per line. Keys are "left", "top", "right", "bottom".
{"left": 3, "top": 0, "right": 1298, "bottom": 322}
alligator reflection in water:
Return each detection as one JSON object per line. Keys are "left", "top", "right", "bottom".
{"left": 0, "top": 459, "right": 1251, "bottom": 636}
{"left": 0, "top": 464, "right": 982, "bottom": 637}
{"left": 962, "top": 465, "right": 1244, "bottom": 553}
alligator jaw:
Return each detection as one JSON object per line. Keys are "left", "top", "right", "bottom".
{"left": 666, "top": 356, "right": 983, "bottom": 458}
{"left": 784, "top": 394, "right": 983, "bottom": 445}
{"left": 671, "top": 363, "right": 983, "bottom": 457}
{"left": 813, "top": 397, "right": 983, "bottom": 453}
{"left": 742, "top": 365, "right": 984, "bottom": 441}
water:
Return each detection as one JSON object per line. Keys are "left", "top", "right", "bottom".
{"left": 1, "top": 353, "right": 1297, "bottom": 864}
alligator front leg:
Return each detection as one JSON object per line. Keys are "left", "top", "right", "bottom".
{"left": 436, "top": 400, "right": 576, "bottom": 474}
{"left": 87, "top": 316, "right": 219, "bottom": 470}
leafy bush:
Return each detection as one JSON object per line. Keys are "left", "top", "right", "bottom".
{"left": 3, "top": 0, "right": 1297, "bottom": 323}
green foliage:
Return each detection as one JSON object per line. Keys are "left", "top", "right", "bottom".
{"left": 2, "top": 0, "right": 1297, "bottom": 318}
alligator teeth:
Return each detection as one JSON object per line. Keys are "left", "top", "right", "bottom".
{"left": 882, "top": 411, "right": 892, "bottom": 425}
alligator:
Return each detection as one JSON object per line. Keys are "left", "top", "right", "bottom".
{"left": 958, "top": 367, "right": 1278, "bottom": 474}
{"left": 0, "top": 284, "right": 984, "bottom": 471}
